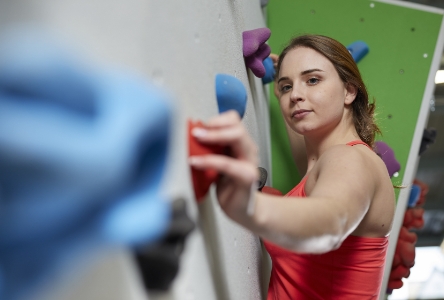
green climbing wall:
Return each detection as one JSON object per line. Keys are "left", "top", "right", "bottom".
{"left": 268, "top": 0, "right": 443, "bottom": 195}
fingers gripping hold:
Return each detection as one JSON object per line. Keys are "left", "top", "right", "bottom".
{"left": 190, "top": 154, "right": 258, "bottom": 186}
{"left": 192, "top": 111, "right": 259, "bottom": 165}
{"left": 189, "top": 112, "right": 260, "bottom": 216}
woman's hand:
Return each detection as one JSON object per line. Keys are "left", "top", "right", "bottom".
{"left": 188, "top": 111, "right": 259, "bottom": 224}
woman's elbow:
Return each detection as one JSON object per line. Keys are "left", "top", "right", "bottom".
{"left": 283, "top": 233, "right": 344, "bottom": 254}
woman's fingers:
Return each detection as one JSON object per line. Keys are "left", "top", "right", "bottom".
{"left": 189, "top": 154, "right": 258, "bottom": 185}
{"left": 269, "top": 53, "right": 279, "bottom": 66}
{"left": 192, "top": 111, "right": 244, "bottom": 143}
{"left": 192, "top": 122, "right": 243, "bottom": 142}
{"left": 189, "top": 111, "right": 260, "bottom": 219}
{"left": 192, "top": 127, "right": 258, "bottom": 163}
{"left": 191, "top": 111, "right": 258, "bottom": 163}
{"left": 205, "top": 110, "right": 242, "bottom": 128}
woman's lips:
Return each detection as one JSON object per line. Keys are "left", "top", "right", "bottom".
{"left": 292, "top": 110, "right": 312, "bottom": 119}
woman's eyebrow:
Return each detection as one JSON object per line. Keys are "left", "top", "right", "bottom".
{"left": 278, "top": 69, "right": 325, "bottom": 83}
{"left": 301, "top": 68, "right": 324, "bottom": 75}
{"left": 277, "top": 76, "right": 290, "bottom": 84}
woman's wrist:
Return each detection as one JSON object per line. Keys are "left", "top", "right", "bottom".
{"left": 247, "top": 192, "right": 270, "bottom": 235}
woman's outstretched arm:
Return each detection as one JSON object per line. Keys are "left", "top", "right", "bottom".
{"left": 253, "top": 145, "right": 374, "bottom": 253}
{"left": 189, "top": 111, "right": 374, "bottom": 253}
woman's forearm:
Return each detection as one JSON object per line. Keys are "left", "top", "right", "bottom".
{"left": 249, "top": 192, "right": 354, "bottom": 253}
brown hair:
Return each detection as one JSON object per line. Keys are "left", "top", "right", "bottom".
{"left": 276, "top": 35, "right": 381, "bottom": 148}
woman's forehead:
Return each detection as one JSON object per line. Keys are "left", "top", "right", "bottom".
{"left": 281, "top": 47, "right": 334, "bottom": 74}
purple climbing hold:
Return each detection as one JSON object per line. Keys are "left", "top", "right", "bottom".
{"left": 242, "top": 28, "right": 271, "bottom": 78}
{"left": 374, "top": 141, "right": 401, "bottom": 178}
{"left": 242, "top": 28, "right": 271, "bottom": 57}
{"left": 244, "top": 43, "right": 271, "bottom": 78}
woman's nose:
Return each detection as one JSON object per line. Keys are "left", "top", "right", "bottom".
{"left": 289, "top": 87, "right": 304, "bottom": 103}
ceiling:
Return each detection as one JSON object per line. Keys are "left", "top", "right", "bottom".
{"left": 402, "top": 0, "right": 444, "bottom": 246}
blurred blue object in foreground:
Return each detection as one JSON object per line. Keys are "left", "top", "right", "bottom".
{"left": 0, "top": 28, "right": 172, "bottom": 300}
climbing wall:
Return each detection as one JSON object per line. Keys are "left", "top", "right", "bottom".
{"left": 0, "top": 1, "right": 272, "bottom": 300}
{"left": 267, "top": 0, "right": 444, "bottom": 298}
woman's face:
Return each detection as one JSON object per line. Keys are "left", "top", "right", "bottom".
{"left": 277, "top": 46, "right": 355, "bottom": 137}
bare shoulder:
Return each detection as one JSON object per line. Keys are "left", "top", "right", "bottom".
{"left": 315, "top": 144, "right": 395, "bottom": 237}
{"left": 317, "top": 144, "right": 377, "bottom": 177}
{"left": 324, "top": 144, "right": 387, "bottom": 171}
{"left": 307, "top": 143, "right": 389, "bottom": 198}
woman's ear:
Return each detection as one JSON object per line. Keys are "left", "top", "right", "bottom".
{"left": 344, "top": 83, "right": 358, "bottom": 105}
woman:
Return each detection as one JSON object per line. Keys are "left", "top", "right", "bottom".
{"left": 189, "top": 35, "right": 395, "bottom": 299}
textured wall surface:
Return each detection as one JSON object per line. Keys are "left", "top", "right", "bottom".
{"left": 0, "top": 1, "right": 272, "bottom": 300}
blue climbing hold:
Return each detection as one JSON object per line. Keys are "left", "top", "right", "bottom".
{"left": 407, "top": 184, "right": 421, "bottom": 208}
{"left": 215, "top": 74, "right": 247, "bottom": 118}
{"left": 346, "top": 41, "right": 369, "bottom": 63}
{"left": 262, "top": 56, "right": 275, "bottom": 84}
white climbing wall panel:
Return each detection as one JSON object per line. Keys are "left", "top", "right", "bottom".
{"left": 0, "top": 1, "right": 272, "bottom": 299}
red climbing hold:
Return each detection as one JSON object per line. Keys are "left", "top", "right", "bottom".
{"left": 188, "top": 120, "right": 225, "bottom": 202}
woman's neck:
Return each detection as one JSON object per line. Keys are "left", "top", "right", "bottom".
{"left": 304, "top": 118, "right": 360, "bottom": 174}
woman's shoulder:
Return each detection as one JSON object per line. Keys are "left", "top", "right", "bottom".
{"left": 313, "top": 143, "right": 386, "bottom": 183}
{"left": 320, "top": 143, "right": 371, "bottom": 166}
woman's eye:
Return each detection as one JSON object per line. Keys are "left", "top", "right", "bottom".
{"left": 280, "top": 85, "right": 291, "bottom": 93}
{"left": 307, "top": 77, "right": 320, "bottom": 85}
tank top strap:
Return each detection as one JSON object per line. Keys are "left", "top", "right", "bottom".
{"left": 346, "top": 140, "right": 372, "bottom": 150}
{"left": 285, "top": 176, "right": 308, "bottom": 197}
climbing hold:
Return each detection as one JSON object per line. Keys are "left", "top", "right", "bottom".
{"left": 135, "top": 197, "right": 195, "bottom": 291}
{"left": 262, "top": 56, "right": 276, "bottom": 84}
{"left": 188, "top": 120, "right": 225, "bottom": 202}
{"left": 257, "top": 167, "right": 268, "bottom": 191}
{"left": 403, "top": 207, "right": 425, "bottom": 230}
{"left": 243, "top": 28, "right": 272, "bottom": 78}
{"left": 244, "top": 43, "right": 271, "bottom": 78}
{"left": 346, "top": 41, "right": 369, "bottom": 63}
{"left": 407, "top": 184, "right": 421, "bottom": 208}
{"left": 374, "top": 141, "right": 401, "bottom": 177}
{"left": 395, "top": 227, "right": 417, "bottom": 268}
{"left": 215, "top": 74, "right": 247, "bottom": 118}
{"left": 388, "top": 226, "right": 417, "bottom": 293}
{"left": 243, "top": 28, "right": 271, "bottom": 57}
{"left": 387, "top": 264, "right": 410, "bottom": 290}
{"left": 413, "top": 179, "right": 429, "bottom": 206}
{"left": 419, "top": 128, "right": 436, "bottom": 155}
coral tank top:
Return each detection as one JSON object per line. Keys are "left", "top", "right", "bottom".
{"left": 263, "top": 141, "right": 389, "bottom": 300}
